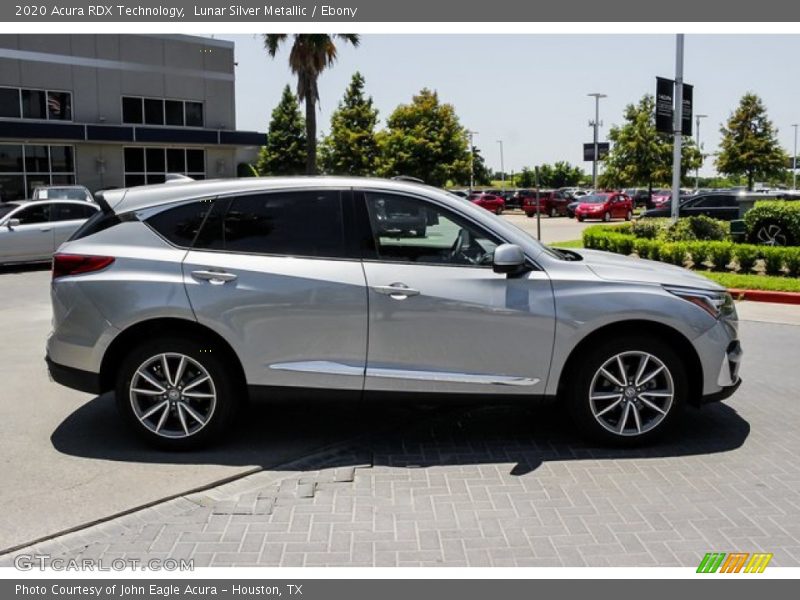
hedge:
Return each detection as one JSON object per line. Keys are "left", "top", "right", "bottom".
{"left": 583, "top": 224, "right": 800, "bottom": 277}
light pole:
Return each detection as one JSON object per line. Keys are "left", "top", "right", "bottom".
{"left": 587, "top": 93, "right": 607, "bottom": 188}
{"left": 670, "top": 34, "right": 684, "bottom": 222}
{"left": 792, "top": 124, "right": 798, "bottom": 191}
{"left": 694, "top": 113, "right": 708, "bottom": 191}
{"left": 467, "top": 130, "right": 478, "bottom": 190}
{"left": 497, "top": 139, "right": 505, "bottom": 192}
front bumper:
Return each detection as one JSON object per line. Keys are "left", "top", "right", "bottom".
{"left": 46, "top": 356, "right": 101, "bottom": 395}
{"left": 700, "top": 377, "right": 742, "bottom": 404}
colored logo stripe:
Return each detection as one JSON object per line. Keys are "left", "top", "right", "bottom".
{"left": 697, "top": 552, "right": 773, "bottom": 573}
{"left": 744, "top": 553, "right": 773, "bottom": 573}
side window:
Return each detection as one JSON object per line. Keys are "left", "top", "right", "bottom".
{"left": 196, "top": 190, "right": 346, "bottom": 258}
{"left": 364, "top": 192, "right": 499, "bottom": 266}
{"left": 146, "top": 200, "right": 216, "bottom": 248}
{"left": 52, "top": 203, "right": 97, "bottom": 222}
{"left": 15, "top": 204, "right": 50, "bottom": 224}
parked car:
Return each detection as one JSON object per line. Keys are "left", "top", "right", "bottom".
{"left": 640, "top": 193, "right": 740, "bottom": 221}
{"left": 32, "top": 185, "right": 94, "bottom": 203}
{"left": 647, "top": 190, "right": 672, "bottom": 209}
{"left": 469, "top": 192, "right": 505, "bottom": 214}
{"left": 574, "top": 193, "right": 634, "bottom": 222}
{"left": 520, "top": 190, "right": 574, "bottom": 218}
{"left": 46, "top": 177, "right": 741, "bottom": 449}
{"left": 0, "top": 200, "right": 100, "bottom": 265}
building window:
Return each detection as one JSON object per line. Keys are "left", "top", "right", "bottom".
{"left": 0, "top": 144, "right": 76, "bottom": 201}
{"left": 123, "top": 147, "right": 205, "bottom": 187}
{"left": 122, "top": 96, "right": 204, "bottom": 128}
{"left": 0, "top": 87, "right": 72, "bottom": 122}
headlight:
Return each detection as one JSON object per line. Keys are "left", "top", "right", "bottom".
{"left": 664, "top": 286, "right": 735, "bottom": 319}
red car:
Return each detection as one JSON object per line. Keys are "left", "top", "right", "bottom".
{"left": 469, "top": 193, "right": 505, "bottom": 214}
{"left": 574, "top": 192, "right": 634, "bottom": 222}
{"left": 521, "top": 190, "right": 572, "bottom": 218}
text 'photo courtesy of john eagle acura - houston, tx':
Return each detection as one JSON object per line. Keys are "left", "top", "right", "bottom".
{"left": 44, "top": 176, "right": 742, "bottom": 450}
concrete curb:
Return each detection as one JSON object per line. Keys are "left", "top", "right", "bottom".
{"left": 729, "top": 288, "right": 800, "bottom": 305}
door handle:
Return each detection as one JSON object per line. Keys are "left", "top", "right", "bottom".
{"left": 39, "top": 227, "right": 52, "bottom": 232}
{"left": 191, "top": 269, "right": 238, "bottom": 285}
{"left": 372, "top": 282, "right": 420, "bottom": 299}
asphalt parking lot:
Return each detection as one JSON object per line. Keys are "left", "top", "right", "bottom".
{"left": 1, "top": 214, "right": 799, "bottom": 567}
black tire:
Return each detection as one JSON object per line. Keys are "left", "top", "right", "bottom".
{"left": 115, "top": 336, "right": 241, "bottom": 450}
{"left": 603, "top": 211, "right": 611, "bottom": 222}
{"left": 414, "top": 226, "right": 427, "bottom": 238}
{"left": 495, "top": 207, "right": 503, "bottom": 215}
{"left": 565, "top": 335, "right": 688, "bottom": 446}
{"left": 625, "top": 210, "right": 633, "bottom": 221}
{"left": 577, "top": 216, "right": 584, "bottom": 222}
{"left": 748, "top": 219, "right": 793, "bottom": 246}
{"left": 549, "top": 207, "right": 558, "bottom": 218}
{"left": 526, "top": 211, "right": 534, "bottom": 218}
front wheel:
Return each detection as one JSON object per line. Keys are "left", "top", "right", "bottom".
{"left": 603, "top": 211, "right": 611, "bottom": 222}
{"left": 115, "top": 336, "right": 240, "bottom": 450}
{"left": 495, "top": 207, "right": 503, "bottom": 215}
{"left": 566, "top": 335, "right": 687, "bottom": 446}
{"left": 549, "top": 207, "right": 558, "bottom": 218}
{"left": 577, "top": 216, "right": 584, "bottom": 222}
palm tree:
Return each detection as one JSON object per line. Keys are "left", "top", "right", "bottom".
{"left": 263, "top": 34, "right": 360, "bottom": 175}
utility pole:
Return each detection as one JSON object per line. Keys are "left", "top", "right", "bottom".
{"left": 467, "top": 130, "right": 478, "bottom": 190}
{"left": 670, "top": 34, "right": 684, "bottom": 222}
{"left": 587, "top": 93, "right": 607, "bottom": 188}
{"left": 694, "top": 113, "right": 708, "bottom": 191}
{"left": 497, "top": 139, "right": 505, "bottom": 192}
{"left": 793, "top": 123, "right": 798, "bottom": 191}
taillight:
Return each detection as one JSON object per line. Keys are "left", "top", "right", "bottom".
{"left": 52, "top": 254, "right": 115, "bottom": 279}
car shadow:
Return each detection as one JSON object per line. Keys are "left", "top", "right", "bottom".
{"left": 51, "top": 394, "right": 750, "bottom": 476}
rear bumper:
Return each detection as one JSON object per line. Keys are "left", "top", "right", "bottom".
{"left": 46, "top": 356, "right": 101, "bottom": 395}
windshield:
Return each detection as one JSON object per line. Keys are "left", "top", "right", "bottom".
{"left": 580, "top": 194, "right": 610, "bottom": 203}
{"left": 38, "top": 187, "right": 89, "bottom": 201}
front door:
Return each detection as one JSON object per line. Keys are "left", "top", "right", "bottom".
{"left": 182, "top": 189, "right": 368, "bottom": 391}
{"left": 0, "top": 203, "right": 53, "bottom": 261}
{"left": 359, "top": 191, "right": 556, "bottom": 396}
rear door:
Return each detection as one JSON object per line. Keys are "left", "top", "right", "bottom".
{"left": 181, "top": 188, "right": 369, "bottom": 392}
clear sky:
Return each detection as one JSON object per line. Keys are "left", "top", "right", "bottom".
{"left": 217, "top": 34, "right": 800, "bottom": 177}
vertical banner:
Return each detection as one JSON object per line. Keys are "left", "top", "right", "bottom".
{"left": 682, "top": 83, "right": 693, "bottom": 136}
{"left": 655, "top": 77, "right": 674, "bottom": 134}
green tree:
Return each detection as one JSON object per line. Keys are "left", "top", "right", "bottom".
{"left": 263, "top": 34, "right": 360, "bottom": 174}
{"left": 257, "top": 85, "right": 306, "bottom": 176}
{"left": 470, "top": 145, "right": 492, "bottom": 186}
{"left": 377, "top": 88, "right": 471, "bottom": 187}
{"left": 517, "top": 167, "right": 536, "bottom": 188}
{"left": 319, "top": 72, "right": 379, "bottom": 176}
{"left": 600, "top": 95, "right": 701, "bottom": 190}
{"left": 537, "top": 161, "right": 585, "bottom": 188}
{"left": 716, "top": 93, "right": 788, "bottom": 191}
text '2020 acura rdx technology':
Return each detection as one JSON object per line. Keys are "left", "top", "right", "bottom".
{"left": 46, "top": 177, "right": 742, "bottom": 449}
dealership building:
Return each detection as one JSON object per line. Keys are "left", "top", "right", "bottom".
{"left": 0, "top": 34, "right": 265, "bottom": 201}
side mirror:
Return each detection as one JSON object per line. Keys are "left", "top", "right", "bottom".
{"left": 6, "top": 218, "right": 20, "bottom": 229}
{"left": 492, "top": 243, "right": 527, "bottom": 276}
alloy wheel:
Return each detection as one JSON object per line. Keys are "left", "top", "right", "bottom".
{"left": 129, "top": 353, "right": 217, "bottom": 439}
{"left": 588, "top": 351, "right": 674, "bottom": 437}
{"left": 756, "top": 224, "right": 788, "bottom": 246}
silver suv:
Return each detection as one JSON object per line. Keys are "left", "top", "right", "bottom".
{"left": 46, "top": 178, "right": 742, "bottom": 449}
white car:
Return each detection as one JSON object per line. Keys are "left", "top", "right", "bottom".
{"left": 0, "top": 200, "right": 100, "bottom": 265}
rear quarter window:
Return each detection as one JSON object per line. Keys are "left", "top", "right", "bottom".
{"left": 146, "top": 200, "right": 216, "bottom": 248}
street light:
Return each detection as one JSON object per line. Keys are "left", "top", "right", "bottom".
{"left": 694, "top": 114, "right": 708, "bottom": 191}
{"left": 587, "top": 93, "right": 607, "bottom": 188}
{"left": 792, "top": 124, "right": 798, "bottom": 191}
{"left": 497, "top": 139, "right": 505, "bottom": 192}
{"left": 467, "top": 130, "right": 479, "bottom": 190}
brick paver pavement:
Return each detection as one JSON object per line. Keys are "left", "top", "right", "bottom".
{"left": 2, "top": 320, "right": 799, "bottom": 568}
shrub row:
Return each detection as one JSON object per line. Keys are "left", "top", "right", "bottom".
{"left": 630, "top": 215, "right": 729, "bottom": 242}
{"left": 583, "top": 225, "right": 800, "bottom": 277}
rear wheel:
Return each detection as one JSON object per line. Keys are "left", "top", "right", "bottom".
{"left": 495, "top": 207, "right": 503, "bottom": 215}
{"left": 566, "top": 335, "right": 687, "bottom": 446}
{"left": 625, "top": 210, "right": 633, "bottom": 221}
{"left": 549, "top": 206, "right": 558, "bottom": 218}
{"left": 115, "top": 336, "right": 240, "bottom": 450}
